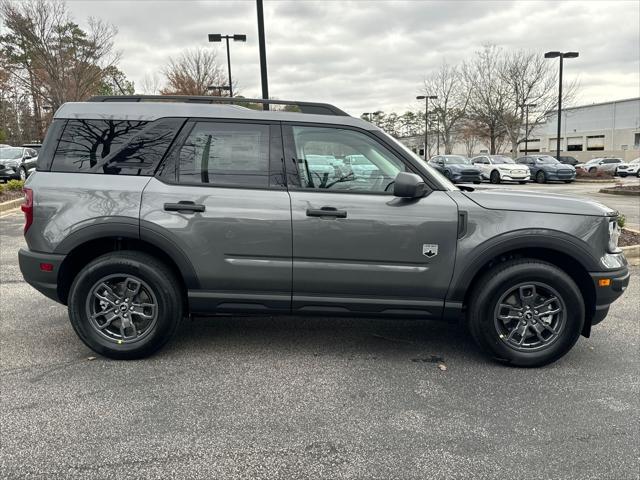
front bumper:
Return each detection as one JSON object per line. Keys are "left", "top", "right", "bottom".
{"left": 501, "top": 173, "right": 530, "bottom": 181}
{"left": 452, "top": 173, "right": 483, "bottom": 183}
{"left": 18, "top": 248, "right": 66, "bottom": 304}
{"left": 588, "top": 266, "right": 630, "bottom": 325}
{"left": 546, "top": 171, "right": 576, "bottom": 181}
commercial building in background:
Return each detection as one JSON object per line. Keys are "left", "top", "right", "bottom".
{"left": 398, "top": 97, "right": 640, "bottom": 161}
{"left": 529, "top": 97, "right": 639, "bottom": 162}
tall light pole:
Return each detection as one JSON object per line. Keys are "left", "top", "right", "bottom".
{"left": 544, "top": 51, "right": 579, "bottom": 159}
{"left": 208, "top": 33, "right": 247, "bottom": 97}
{"left": 520, "top": 103, "right": 537, "bottom": 155}
{"left": 256, "top": 0, "right": 269, "bottom": 109}
{"left": 416, "top": 95, "right": 437, "bottom": 159}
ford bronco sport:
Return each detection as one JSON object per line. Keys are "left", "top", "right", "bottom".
{"left": 18, "top": 96, "right": 629, "bottom": 366}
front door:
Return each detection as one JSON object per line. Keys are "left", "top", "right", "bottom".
{"left": 284, "top": 124, "right": 459, "bottom": 318}
{"left": 140, "top": 120, "right": 292, "bottom": 313}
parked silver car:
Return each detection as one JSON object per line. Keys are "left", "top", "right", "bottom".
{"left": 576, "top": 157, "right": 623, "bottom": 174}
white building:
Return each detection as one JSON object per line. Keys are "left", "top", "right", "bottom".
{"left": 528, "top": 97, "right": 639, "bottom": 162}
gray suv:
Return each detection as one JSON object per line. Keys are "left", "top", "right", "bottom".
{"left": 18, "top": 96, "right": 629, "bottom": 366}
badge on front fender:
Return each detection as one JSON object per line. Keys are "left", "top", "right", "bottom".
{"left": 422, "top": 244, "right": 438, "bottom": 258}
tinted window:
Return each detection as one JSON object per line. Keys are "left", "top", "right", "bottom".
{"left": 291, "top": 126, "right": 406, "bottom": 193}
{"left": 53, "top": 119, "right": 148, "bottom": 172}
{"left": 178, "top": 122, "right": 270, "bottom": 187}
{"left": 99, "top": 118, "right": 184, "bottom": 175}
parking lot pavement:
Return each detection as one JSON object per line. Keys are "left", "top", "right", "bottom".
{"left": 471, "top": 177, "right": 640, "bottom": 230}
{"left": 1, "top": 210, "right": 639, "bottom": 480}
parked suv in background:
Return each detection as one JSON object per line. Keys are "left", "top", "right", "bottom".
{"left": 428, "top": 155, "right": 482, "bottom": 184}
{"left": 0, "top": 146, "right": 38, "bottom": 181}
{"left": 19, "top": 96, "right": 629, "bottom": 366}
{"left": 516, "top": 155, "right": 576, "bottom": 183}
{"left": 471, "top": 154, "right": 530, "bottom": 184}
{"left": 615, "top": 158, "right": 640, "bottom": 177}
{"left": 576, "top": 157, "right": 623, "bottom": 174}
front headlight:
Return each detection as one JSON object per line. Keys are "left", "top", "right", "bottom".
{"left": 608, "top": 219, "right": 621, "bottom": 253}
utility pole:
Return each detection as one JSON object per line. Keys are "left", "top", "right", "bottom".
{"left": 256, "top": 0, "right": 269, "bottom": 109}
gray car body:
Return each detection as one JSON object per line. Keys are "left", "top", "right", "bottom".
{"left": 516, "top": 155, "right": 576, "bottom": 182}
{"left": 20, "top": 101, "right": 627, "bottom": 334}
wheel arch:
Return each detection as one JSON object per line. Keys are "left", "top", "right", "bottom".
{"left": 56, "top": 228, "right": 198, "bottom": 306}
{"left": 456, "top": 245, "right": 597, "bottom": 337}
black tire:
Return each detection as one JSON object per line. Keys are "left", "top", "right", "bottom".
{"left": 588, "top": 167, "right": 597, "bottom": 174}
{"left": 467, "top": 259, "right": 584, "bottom": 367}
{"left": 490, "top": 170, "right": 501, "bottom": 184}
{"left": 444, "top": 170, "right": 452, "bottom": 180}
{"left": 19, "top": 167, "right": 27, "bottom": 181}
{"left": 535, "top": 171, "right": 546, "bottom": 184}
{"left": 68, "top": 251, "right": 183, "bottom": 359}
{"left": 637, "top": 171, "right": 640, "bottom": 178}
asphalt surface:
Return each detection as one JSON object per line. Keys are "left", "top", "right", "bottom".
{"left": 1, "top": 190, "right": 639, "bottom": 479}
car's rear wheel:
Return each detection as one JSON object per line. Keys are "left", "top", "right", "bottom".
{"left": 68, "top": 251, "right": 183, "bottom": 359}
{"left": 467, "top": 259, "right": 584, "bottom": 367}
{"left": 536, "top": 171, "right": 546, "bottom": 184}
{"left": 490, "top": 170, "right": 501, "bottom": 184}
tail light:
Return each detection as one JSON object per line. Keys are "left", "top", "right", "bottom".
{"left": 21, "top": 188, "right": 33, "bottom": 234}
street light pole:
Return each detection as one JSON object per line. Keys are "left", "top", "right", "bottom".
{"left": 520, "top": 103, "right": 537, "bottom": 155}
{"left": 208, "top": 33, "right": 247, "bottom": 98}
{"left": 416, "top": 95, "right": 437, "bottom": 159}
{"left": 545, "top": 51, "right": 579, "bottom": 159}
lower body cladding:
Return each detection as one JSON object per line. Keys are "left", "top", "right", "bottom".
{"left": 588, "top": 267, "right": 630, "bottom": 326}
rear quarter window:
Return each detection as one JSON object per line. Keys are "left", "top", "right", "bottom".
{"left": 50, "top": 118, "right": 184, "bottom": 175}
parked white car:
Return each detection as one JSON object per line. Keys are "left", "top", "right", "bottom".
{"left": 471, "top": 155, "right": 531, "bottom": 184}
{"left": 575, "top": 157, "right": 623, "bottom": 174}
{"left": 615, "top": 157, "right": 640, "bottom": 177}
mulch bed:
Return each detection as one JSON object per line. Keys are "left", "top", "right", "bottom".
{"left": 620, "top": 229, "right": 640, "bottom": 247}
{"left": 0, "top": 191, "right": 23, "bottom": 203}
{"left": 609, "top": 185, "right": 640, "bottom": 193}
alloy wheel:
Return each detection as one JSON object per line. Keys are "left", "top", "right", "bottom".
{"left": 493, "top": 282, "right": 566, "bottom": 352}
{"left": 85, "top": 274, "right": 158, "bottom": 343}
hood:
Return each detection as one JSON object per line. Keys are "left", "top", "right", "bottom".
{"left": 448, "top": 163, "right": 479, "bottom": 172}
{"left": 463, "top": 188, "right": 616, "bottom": 216}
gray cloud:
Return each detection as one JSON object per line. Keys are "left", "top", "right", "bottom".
{"left": 67, "top": 0, "right": 639, "bottom": 115}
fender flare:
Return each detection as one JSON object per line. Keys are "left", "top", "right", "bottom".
{"left": 54, "top": 220, "right": 200, "bottom": 290}
{"left": 447, "top": 228, "right": 600, "bottom": 303}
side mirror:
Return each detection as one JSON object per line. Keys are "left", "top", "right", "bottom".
{"left": 394, "top": 172, "right": 428, "bottom": 198}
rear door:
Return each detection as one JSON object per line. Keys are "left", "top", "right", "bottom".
{"left": 140, "top": 119, "right": 292, "bottom": 314}
{"left": 283, "top": 124, "right": 458, "bottom": 318}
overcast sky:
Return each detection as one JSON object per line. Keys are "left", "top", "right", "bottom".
{"left": 67, "top": 0, "right": 639, "bottom": 116}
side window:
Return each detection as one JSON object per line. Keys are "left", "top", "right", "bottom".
{"left": 177, "top": 122, "right": 270, "bottom": 187}
{"left": 291, "top": 126, "right": 406, "bottom": 193}
{"left": 100, "top": 118, "right": 184, "bottom": 175}
{"left": 53, "top": 119, "right": 148, "bottom": 172}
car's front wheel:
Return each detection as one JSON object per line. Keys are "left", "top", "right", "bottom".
{"left": 19, "top": 167, "right": 27, "bottom": 181}
{"left": 68, "top": 251, "right": 183, "bottom": 359}
{"left": 490, "top": 170, "right": 501, "bottom": 184}
{"left": 536, "top": 171, "right": 546, "bottom": 184}
{"left": 467, "top": 259, "right": 584, "bottom": 367}
{"left": 589, "top": 167, "right": 597, "bottom": 174}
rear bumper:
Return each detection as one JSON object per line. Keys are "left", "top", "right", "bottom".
{"left": 18, "top": 248, "right": 66, "bottom": 304}
{"left": 588, "top": 266, "right": 630, "bottom": 326}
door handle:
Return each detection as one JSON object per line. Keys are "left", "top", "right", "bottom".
{"left": 306, "top": 206, "right": 347, "bottom": 218}
{"left": 164, "top": 201, "right": 205, "bottom": 213}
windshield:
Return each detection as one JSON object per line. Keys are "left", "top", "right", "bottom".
{"left": 443, "top": 156, "right": 471, "bottom": 165}
{"left": 490, "top": 155, "right": 515, "bottom": 164}
{"left": 535, "top": 156, "right": 559, "bottom": 164}
{"left": 0, "top": 147, "right": 22, "bottom": 160}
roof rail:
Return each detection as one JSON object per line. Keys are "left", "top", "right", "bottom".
{"left": 88, "top": 95, "right": 350, "bottom": 116}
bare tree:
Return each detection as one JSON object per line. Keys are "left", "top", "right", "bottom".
{"left": 422, "top": 62, "right": 469, "bottom": 154}
{"left": 139, "top": 72, "right": 162, "bottom": 95}
{"left": 499, "top": 50, "right": 578, "bottom": 157}
{"left": 160, "top": 48, "right": 229, "bottom": 96}
{"left": 462, "top": 45, "right": 511, "bottom": 154}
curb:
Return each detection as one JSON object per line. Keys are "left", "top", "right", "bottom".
{"left": 599, "top": 188, "right": 640, "bottom": 196}
{"left": 621, "top": 244, "right": 640, "bottom": 266}
{"left": 575, "top": 179, "right": 616, "bottom": 183}
{"left": 0, "top": 197, "right": 24, "bottom": 213}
